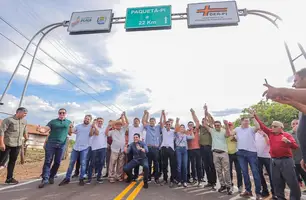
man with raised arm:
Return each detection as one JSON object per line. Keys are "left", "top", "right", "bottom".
{"left": 58, "top": 115, "right": 92, "bottom": 187}
{"left": 228, "top": 109, "right": 262, "bottom": 199}
{"left": 203, "top": 114, "right": 232, "bottom": 195}
{"left": 142, "top": 110, "right": 162, "bottom": 184}
{"left": 37, "top": 108, "right": 73, "bottom": 188}
{"left": 159, "top": 110, "right": 176, "bottom": 187}
{"left": 192, "top": 104, "right": 216, "bottom": 189}
{"left": 86, "top": 117, "right": 107, "bottom": 184}
{"left": 188, "top": 108, "right": 203, "bottom": 187}
{"left": 262, "top": 68, "right": 306, "bottom": 172}
{"left": 0, "top": 107, "right": 28, "bottom": 185}
{"left": 254, "top": 112, "right": 300, "bottom": 200}
{"left": 105, "top": 112, "right": 129, "bottom": 183}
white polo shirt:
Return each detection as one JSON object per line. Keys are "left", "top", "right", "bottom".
{"left": 91, "top": 126, "right": 107, "bottom": 151}
{"left": 235, "top": 126, "right": 257, "bottom": 153}
{"left": 108, "top": 126, "right": 127, "bottom": 153}
{"left": 73, "top": 124, "right": 91, "bottom": 151}
{"left": 128, "top": 125, "right": 144, "bottom": 144}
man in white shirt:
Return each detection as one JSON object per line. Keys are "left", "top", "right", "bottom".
{"left": 255, "top": 130, "right": 275, "bottom": 198}
{"left": 127, "top": 117, "right": 144, "bottom": 180}
{"left": 105, "top": 112, "right": 129, "bottom": 183}
{"left": 86, "top": 117, "right": 107, "bottom": 184}
{"left": 230, "top": 111, "right": 262, "bottom": 199}
{"left": 159, "top": 110, "right": 176, "bottom": 187}
{"left": 59, "top": 115, "right": 92, "bottom": 186}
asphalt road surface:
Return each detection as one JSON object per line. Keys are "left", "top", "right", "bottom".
{"left": 0, "top": 174, "right": 258, "bottom": 200}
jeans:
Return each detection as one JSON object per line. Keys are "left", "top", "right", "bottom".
{"left": 147, "top": 147, "right": 159, "bottom": 180}
{"left": 189, "top": 149, "right": 202, "bottom": 181}
{"left": 237, "top": 150, "right": 261, "bottom": 195}
{"left": 127, "top": 150, "right": 139, "bottom": 179}
{"left": 88, "top": 148, "right": 106, "bottom": 180}
{"left": 42, "top": 141, "right": 65, "bottom": 182}
{"left": 0, "top": 145, "right": 21, "bottom": 180}
{"left": 86, "top": 147, "right": 92, "bottom": 174}
{"left": 176, "top": 146, "right": 188, "bottom": 183}
{"left": 229, "top": 153, "right": 243, "bottom": 188}
{"left": 65, "top": 148, "right": 89, "bottom": 180}
{"left": 200, "top": 145, "right": 216, "bottom": 184}
{"left": 124, "top": 158, "right": 149, "bottom": 183}
{"left": 258, "top": 157, "right": 274, "bottom": 195}
{"left": 161, "top": 147, "right": 176, "bottom": 182}
{"left": 295, "top": 164, "right": 306, "bottom": 184}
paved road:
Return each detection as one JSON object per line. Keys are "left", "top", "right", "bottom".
{"left": 0, "top": 175, "right": 255, "bottom": 200}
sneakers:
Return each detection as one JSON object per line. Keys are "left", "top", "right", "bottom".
{"left": 79, "top": 179, "right": 85, "bottom": 186}
{"left": 197, "top": 181, "right": 203, "bottom": 187}
{"left": 143, "top": 182, "right": 148, "bottom": 189}
{"left": 97, "top": 178, "right": 104, "bottom": 184}
{"left": 5, "top": 178, "right": 19, "bottom": 185}
{"left": 226, "top": 187, "right": 233, "bottom": 195}
{"left": 86, "top": 180, "right": 91, "bottom": 185}
{"left": 72, "top": 174, "right": 79, "bottom": 178}
{"left": 160, "top": 180, "right": 168, "bottom": 186}
{"left": 183, "top": 182, "right": 187, "bottom": 188}
{"left": 191, "top": 180, "right": 198, "bottom": 185}
{"left": 177, "top": 182, "right": 182, "bottom": 187}
{"left": 49, "top": 178, "right": 54, "bottom": 184}
{"left": 59, "top": 178, "right": 70, "bottom": 186}
{"left": 154, "top": 179, "right": 160, "bottom": 184}
{"left": 256, "top": 194, "right": 263, "bottom": 200}
{"left": 218, "top": 186, "right": 227, "bottom": 193}
{"left": 38, "top": 180, "right": 47, "bottom": 188}
{"left": 238, "top": 186, "right": 243, "bottom": 193}
{"left": 240, "top": 191, "right": 253, "bottom": 198}
{"left": 169, "top": 182, "right": 175, "bottom": 188}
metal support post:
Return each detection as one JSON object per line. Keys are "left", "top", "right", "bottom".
{"left": 0, "top": 22, "right": 65, "bottom": 105}
{"left": 19, "top": 24, "right": 64, "bottom": 107}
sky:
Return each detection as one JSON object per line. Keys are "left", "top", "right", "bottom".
{"left": 0, "top": 0, "right": 305, "bottom": 126}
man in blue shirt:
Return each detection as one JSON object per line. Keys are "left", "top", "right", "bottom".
{"left": 124, "top": 133, "right": 149, "bottom": 189}
{"left": 142, "top": 110, "right": 162, "bottom": 183}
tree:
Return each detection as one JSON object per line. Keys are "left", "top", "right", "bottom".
{"left": 235, "top": 100, "right": 299, "bottom": 131}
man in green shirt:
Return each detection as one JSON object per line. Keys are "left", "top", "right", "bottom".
{"left": 37, "top": 108, "right": 73, "bottom": 188}
{"left": 0, "top": 107, "right": 28, "bottom": 185}
{"left": 192, "top": 104, "right": 217, "bottom": 189}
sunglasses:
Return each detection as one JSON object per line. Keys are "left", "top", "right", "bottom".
{"left": 58, "top": 112, "right": 66, "bottom": 115}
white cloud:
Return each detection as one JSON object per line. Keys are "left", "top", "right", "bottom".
{"left": 105, "top": 0, "right": 306, "bottom": 122}
{"left": 1, "top": 0, "right": 306, "bottom": 125}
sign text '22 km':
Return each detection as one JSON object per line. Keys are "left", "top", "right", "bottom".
{"left": 125, "top": 5, "right": 172, "bottom": 30}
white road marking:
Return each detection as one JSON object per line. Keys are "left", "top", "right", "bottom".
{"left": 11, "top": 197, "right": 28, "bottom": 200}
{"left": 0, "top": 187, "right": 30, "bottom": 193}
{"left": 195, "top": 190, "right": 215, "bottom": 196}
{"left": 0, "top": 172, "right": 66, "bottom": 191}
{"left": 187, "top": 188, "right": 209, "bottom": 193}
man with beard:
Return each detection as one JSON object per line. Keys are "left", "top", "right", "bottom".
{"left": 58, "top": 115, "right": 92, "bottom": 186}
{"left": 0, "top": 107, "right": 28, "bottom": 184}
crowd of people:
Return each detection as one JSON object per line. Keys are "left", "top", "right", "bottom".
{"left": 0, "top": 68, "right": 306, "bottom": 200}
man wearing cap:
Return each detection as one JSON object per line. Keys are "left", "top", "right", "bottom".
{"left": 105, "top": 112, "right": 129, "bottom": 183}
{"left": 254, "top": 113, "right": 300, "bottom": 199}
{"left": 0, "top": 107, "right": 28, "bottom": 184}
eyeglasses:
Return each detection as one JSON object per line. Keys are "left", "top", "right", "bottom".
{"left": 58, "top": 112, "right": 66, "bottom": 115}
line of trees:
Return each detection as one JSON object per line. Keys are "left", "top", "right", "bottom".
{"left": 233, "top": 100, "right": 299, "bottom": 131}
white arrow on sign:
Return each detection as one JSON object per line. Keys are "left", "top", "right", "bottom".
{"left": 164, "top": 16, "right": 168, "bottom": 24}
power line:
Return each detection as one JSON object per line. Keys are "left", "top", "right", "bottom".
{"left": 0, "top": 32, "right": 117, "bottom": 113}
{"left": 0, "top": 16, "right": 124, "bottom": 112}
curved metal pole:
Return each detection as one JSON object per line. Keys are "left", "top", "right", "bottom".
{"left": 247, "top": 12, "right": 296, "bottom": 74}
{"left": 19, "top": 24, "right": 64, "bottom": 107}
{"left": 0, "top": 22, "right": 64, "bottom": 105}
{"left": 247, "top": 9, "right": 282, "bottom": 20}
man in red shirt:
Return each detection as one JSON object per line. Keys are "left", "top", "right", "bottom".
{"left": 254, "top": 113, "right": 301, "bottom": 199}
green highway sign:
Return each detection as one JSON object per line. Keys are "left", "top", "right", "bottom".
{"left": 125, "top": 5, "right": 172, "bottom": 31}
